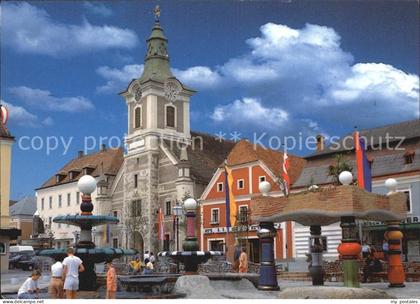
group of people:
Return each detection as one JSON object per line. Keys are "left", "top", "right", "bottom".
{"left": 129, "top": 250, "right": 155, "bottom": 274}
{"left": 361, "top": 241, "right": 388, "bottom": 283}
{"left": 233, "top": 244, "right": 249, "bottom": 273}
{"left": 17, "top": 247, "right": 118, "bottom": 300}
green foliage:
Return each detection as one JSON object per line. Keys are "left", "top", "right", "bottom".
{"left": 328, "top": 153, "right": 353, "bottom": 185}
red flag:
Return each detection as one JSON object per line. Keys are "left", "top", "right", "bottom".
{"left": 282, "top": 151, "right": 290, "bottom": 196}
{"left": 158, "top": 208, "right": 164, "bottom": 240}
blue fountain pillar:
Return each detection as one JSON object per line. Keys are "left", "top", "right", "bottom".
{"left": 257, "top": 222, "right": 279, "bottom": 291}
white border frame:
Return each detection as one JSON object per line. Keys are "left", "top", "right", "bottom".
{"left": 259, "top": 175, "right": 266, "bottom": 183}
{"left": 216, "top": 182, "right": 224, "bottom": 192}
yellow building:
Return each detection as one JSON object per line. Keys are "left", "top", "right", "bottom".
{"left": 0, "top": 108, "right": 20, "bottom": 273}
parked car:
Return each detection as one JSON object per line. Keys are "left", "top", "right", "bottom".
{"left": 9, "top": 254, "right": 34, "bottom": 269}
{"left": 17, "top": 256, "right": 42, "bottom": 271}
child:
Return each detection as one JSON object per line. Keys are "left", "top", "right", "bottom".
{"left": 106, "top": 259, "right": 117, "bottom": 299}
{"left": 142, "top": 258, "right": 153, "bottom": 274}
{"left": 18, "top": 270, "right": 41, "bottom": 299}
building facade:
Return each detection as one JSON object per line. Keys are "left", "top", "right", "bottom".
{"left": 36, "top": 18, "right": 234, "bottom": 255}
{"left": 292, "top": 120, "right": 420, "bottom": 261}
{"left": 10, "top": 197, "right": 36, "bottom": 243}
{"left": 0, "top": 108, "right": 20, "bottom": 273}
{"left": 199, "top": 140, "right": 306, "bottom": 262}
{"left": 36, "top": 147, "right": 123, "bottom": 249}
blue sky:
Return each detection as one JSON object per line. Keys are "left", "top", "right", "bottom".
{"left": 1, "top": 0, "right": 419, "bottom": 199}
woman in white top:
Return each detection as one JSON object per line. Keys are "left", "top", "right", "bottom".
{"left": 49, "top": 256, "right": 64, "bottom": 298}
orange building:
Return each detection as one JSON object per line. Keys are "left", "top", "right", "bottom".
{"left": 199, "top": 140, "right": 306, "bottom": 263}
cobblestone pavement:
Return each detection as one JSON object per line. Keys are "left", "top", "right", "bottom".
{"left": 2, "top": 270, "right": 419, "bottom": 299}
{"left": 278, "top": 279, "right": 420, "bottom": 299}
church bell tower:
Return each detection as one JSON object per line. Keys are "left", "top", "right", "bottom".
{"left": 119, "top": 7, "right": 196, "bottom": 254}
{"left": 120, "top": 9, "right": 195, "bottom": 155}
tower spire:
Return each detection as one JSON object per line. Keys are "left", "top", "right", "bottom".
{"left": 139, "top": 5, "right": 173, "bottom": 83}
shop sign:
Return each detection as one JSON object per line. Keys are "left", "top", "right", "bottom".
{"left": 204, "top": 223, "right": 281, "bottom": 234}
{"left": 362, "top": 215, "right": 419, "bottom": 227}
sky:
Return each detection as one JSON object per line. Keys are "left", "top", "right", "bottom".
{"left": 1, "top": 0, "right": 419, "bottom": 199}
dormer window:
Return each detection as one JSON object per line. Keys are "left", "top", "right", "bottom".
{"left": 165, "top": 105, "right": 176, "bottom": 128}
{"left": 134, "top": 106, "right": 142, "bottom": 129}
{"left": 83, "top": 166, "right": 95, "bottom": 175}
{"left": 404, "top": 150, "right": 415, "bottom": 164}
{"left": 56, "top": 173, "right": 66, "bottom": 183}
{"left": 69, "top": 169, "right": 81, "bottom": 180}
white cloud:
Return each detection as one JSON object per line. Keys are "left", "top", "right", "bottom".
{"left": 41, "top": 117, "right": 54, "bottom": 126}
{"left": 9, "top": 86, "right": 94, "bottom": 112}
{"left": 173, "top": 66, "right": 222, "bottom": 89}
{"left": 2, "top": 2, "right": 138, "bottom": 56}
{"left": 83, "top": 1, "right": 112, "bottom": 17}
{"left": 208, "top": 22, "right": 418, "bottom": 129}
{"left": 1, "top": 100, "right": 37, "bottom": 125}
{"left": 211, "top": 97, "right": 289, "bottom": 129}
{"left": 96, "top": 64, "right": 144, "bottom": 93}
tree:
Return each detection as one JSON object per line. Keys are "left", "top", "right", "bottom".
{"left": 328, "top": 153, "right": 353, "bottom": 185}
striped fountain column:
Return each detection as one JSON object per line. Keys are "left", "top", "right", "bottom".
{"left": 257, "top": 222, "right": 279, "bottom": 291}
{"left": 385, "top": 221, "right": 405, "bottom": 287}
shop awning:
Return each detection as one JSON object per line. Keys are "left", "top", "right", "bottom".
{"left": 363, "top": 223, "right": 420, "bottom": 231}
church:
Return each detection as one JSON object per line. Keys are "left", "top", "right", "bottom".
{"left": 36, "top": 16, "right": 234, "bottom": 255}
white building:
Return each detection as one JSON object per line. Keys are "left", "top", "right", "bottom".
{"left": 36, "top": 147, "right": 123, "bottom": 249}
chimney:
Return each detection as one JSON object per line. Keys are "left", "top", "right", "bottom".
{"left": 78, "top": 150, "right": 84, "bottom": 158}
{"left": 316, "top": 135, "right": 324, "bottom": 152}
{"left": 100, "top": 144, "right": 106, "bottom": 151}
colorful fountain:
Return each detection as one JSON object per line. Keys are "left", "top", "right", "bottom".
{"left": 158, "top": 198, "right": 222, "bottom": 273}
{"left": 39, "top": 175, "right": 137, "bottom": 291}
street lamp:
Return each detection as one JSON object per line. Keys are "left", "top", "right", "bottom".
{"left": 173, "top": 202, "right": 183, "bottom": 251}
{"left": 173, "top": 201, "right": 184, "bottom": 273}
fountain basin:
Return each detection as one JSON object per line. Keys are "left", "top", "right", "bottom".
{"left": 158, "top": 251, "right": 223, "bottom": 273}
{"left": 53, "top": 215, "right": 119, "bottom": 227}
{"left": 38, "top": 248, "right": 137, "bottom": 291}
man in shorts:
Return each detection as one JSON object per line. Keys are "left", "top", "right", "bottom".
{"left": 62, "top": 247, "right": 85, "bottom": 299}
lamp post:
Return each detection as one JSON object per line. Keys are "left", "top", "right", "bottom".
{"left": 173, "top": 202, "right": 183, "bottom": 251}
{"left": 173, "top": 202, "right": 183, "bottom": 273}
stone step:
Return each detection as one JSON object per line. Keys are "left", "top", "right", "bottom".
{"left": 278, "top": 272, "right": 311, "bottom": 281}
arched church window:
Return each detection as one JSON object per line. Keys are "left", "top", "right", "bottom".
{"left": 134, "top": 107, "right": 141, "bottom": 129}
{"left": 166, "top": 105, "right": 175, "bottom": 128}
{"left": 131, "top": 199, "right": 142, "bottom": 217}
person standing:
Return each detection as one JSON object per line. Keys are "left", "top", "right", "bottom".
{"left": 62, "top": 247, "right": 85, "bottom": 299}
{"left": 239, "top": 247, "right": 248, "bottom": 273}
{"left": 49, "top": 257, "right": 64, "bottom": 299}
{"left": 382, "top": 240, "right": 389, "bottom": 262}
{"left": 129, "top": 257, "right": 141, "bottom": 274}
{"left": 143, "top": 250, "right": 150, "bottom": 262}
{"left": 233, "top": 243, "right": 241, "bottom": 272}
{"left": 361, "top": 242, "right": 371, "bottom": 259}
{"left": 106, "top": 259, "right": 117, "bottom": 299}
{"left": 143, "top": 258, "right": 154, "bottom": 274}
{"left": 17, "top": 270, "right": 41, "bottom": 299}
{"left": 149, "top": 252, "right": 155, "bottom": 265}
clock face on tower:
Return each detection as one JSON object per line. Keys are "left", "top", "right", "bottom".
{"left": 164, "top": 80, "right": 180, "bottom": 103}
{"left": 134, "top": 87, "right": 142, "bottom": 101}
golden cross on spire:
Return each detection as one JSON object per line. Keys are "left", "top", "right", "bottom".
{"left": 153, "top": 5, "right": 161, "bottom": 23}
